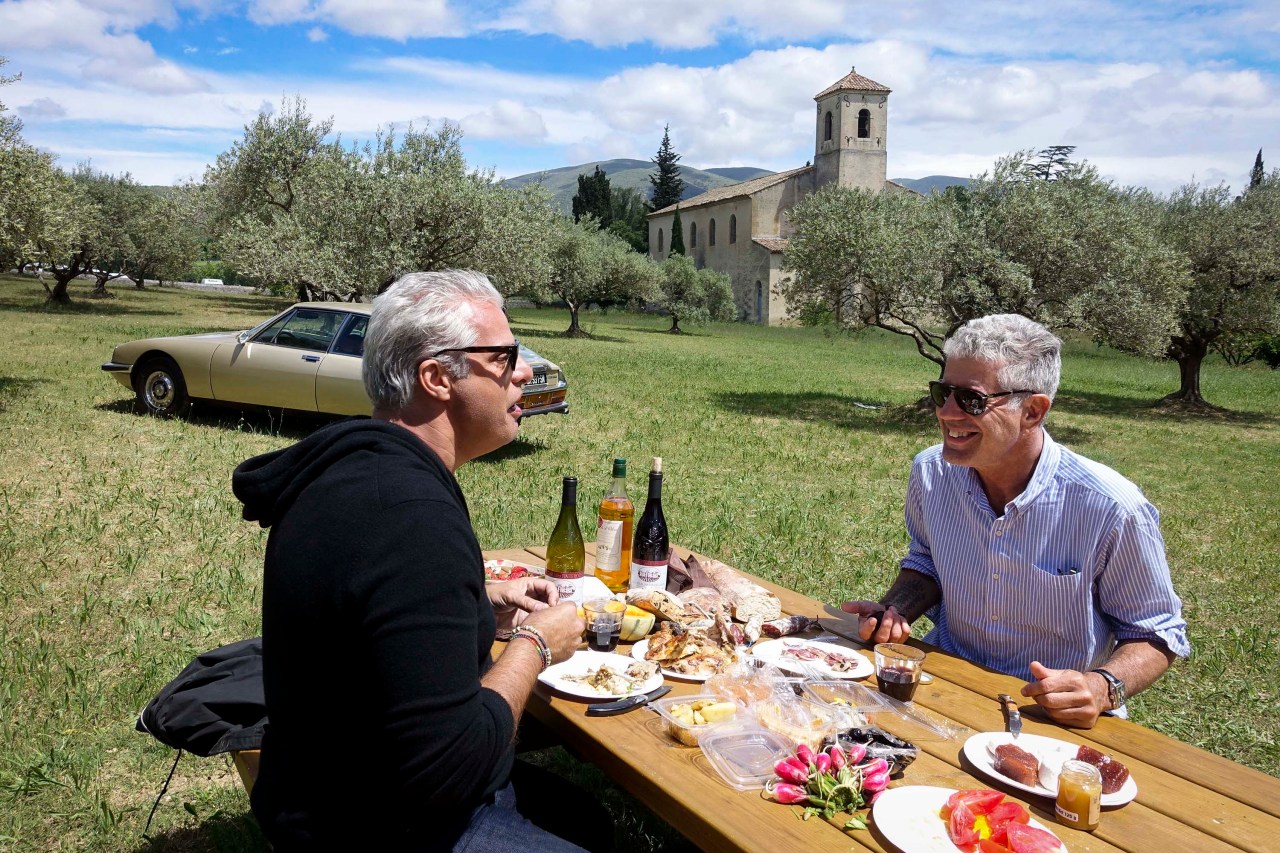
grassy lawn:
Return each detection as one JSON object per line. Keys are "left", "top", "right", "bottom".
{"left": 1, "top": 274, "right": 1277, "bottom": 851}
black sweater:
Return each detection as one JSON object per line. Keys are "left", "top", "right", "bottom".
{"left": 233, "top": 419, "right": 514, "bottom": 851}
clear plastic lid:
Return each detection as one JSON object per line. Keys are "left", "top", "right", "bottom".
{"left": 802, "top": 679, "right": 961, "bottom": 743}
{"left": 698, "top": 727, "right": 793, "bottom": 791}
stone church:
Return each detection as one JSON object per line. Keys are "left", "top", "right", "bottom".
{"left": 646, "top": 68, "right": 912, "bottom": 324}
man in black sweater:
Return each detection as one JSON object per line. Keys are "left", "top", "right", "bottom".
{"left": 233, "top": 270, "right": 591, "bottom": 851}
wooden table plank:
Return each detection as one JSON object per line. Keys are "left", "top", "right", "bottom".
{"left": 496, "top": 546, "right": 1274, "bottom": 852}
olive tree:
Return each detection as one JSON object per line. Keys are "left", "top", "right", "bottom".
{"left": 1155, "top": 174, "right": 1280, "bottom": 405}
{"left": 655, "top": 254, "right": 734, "bottom": 333}
{"left": 540, "top": 217, "right": 659, "bottom": 337}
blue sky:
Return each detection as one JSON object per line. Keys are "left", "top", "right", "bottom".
{"left": 1, "top": 0, "right": 1277, "bottom": 193}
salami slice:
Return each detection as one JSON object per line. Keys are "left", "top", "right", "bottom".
{"left": 760, "top": 615, "right": 816, "bottom": 638}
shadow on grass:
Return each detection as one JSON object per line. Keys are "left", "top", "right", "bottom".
{"left": 1055, "top": 388, "right": 1276, "bottom": 426}
{"left": 714, "top": 390, "right": 938, "bottom": 436}
{"left": 135, "top": 810, "right": 268, "bottom": 853}
{"left": 619, "top": 326, "right": 707, "bottom": 337}
{"left": 510, "top": 325, "right": 629, "bottom": 345}
{"left": 0, "top": 376, "right": 43, "bottom": 410}
{"left": 96, "top": 398, "right": 342, "bottom": 441}
{"left": 472, "top": 436, "right": 546, "bottom": 463}
{"left": 0, "top": 294, "right": 187, "bottom": 318}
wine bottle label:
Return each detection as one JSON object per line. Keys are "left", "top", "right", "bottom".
{"left": 595, "top": 519, "right": 624, "bottom": 571}
{"left": 546, "top": 571, "right": 584, "bottom": 604}
{"left": 630, "top": 558, "right": 668, "bottom": 590}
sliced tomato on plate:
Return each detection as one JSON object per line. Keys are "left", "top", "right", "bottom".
{"left": 943, "top": 789, "right": 1008, "bottom": 818}
{"left": 979, "top": 839, "right": 1012, "bottom": 853}
{"left": 947, "top": 801, "right": 982, "bottom": 849}
{"left": 987, "top": 801, "right": 1032, "bottom": 844}
{"left": 1006, "top": 822, "right": 1065, "bottom": 853}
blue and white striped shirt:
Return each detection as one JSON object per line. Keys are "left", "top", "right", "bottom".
{"left": 902, "top": 432, "right": 1190, "bottom": 686}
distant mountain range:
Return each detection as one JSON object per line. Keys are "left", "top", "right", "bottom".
{"left": 502, "top": 159, "right": 970, "bottom": 213}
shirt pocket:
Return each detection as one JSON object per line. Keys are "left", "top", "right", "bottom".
{"left": 1001, "top": 564, "right": 1090, "bottom": 644}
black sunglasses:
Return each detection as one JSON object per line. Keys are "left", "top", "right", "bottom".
{"left": 430, "top": 340, "right": 520, "bottom": 370}
{"left": 928, "top": 380, "right": 1035, "bottom": 416}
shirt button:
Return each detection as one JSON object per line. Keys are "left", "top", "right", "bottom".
{"left": 990, "top": 614, "right": 999, "bottom": 621}
{"left": 992, "top": 573, "right": 1000, "bottom": 580}
{"left": 994, "top": 529, "right": 1005, "bottom": 537}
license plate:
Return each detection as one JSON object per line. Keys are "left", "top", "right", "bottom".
{"left": 527, "top": 371, "right": 547, "bottom": 387}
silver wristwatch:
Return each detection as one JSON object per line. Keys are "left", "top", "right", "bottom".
{"left": 1092, "top": 668, "right": 1126, "bottom": 710}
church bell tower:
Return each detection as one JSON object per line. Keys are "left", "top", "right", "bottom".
{"left": 813, "top": 67, "right": 890, "bottom": 192}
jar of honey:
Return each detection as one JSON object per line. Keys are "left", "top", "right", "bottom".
{"left": 1055, "top": 759, "right": 1102, "bottom": 831}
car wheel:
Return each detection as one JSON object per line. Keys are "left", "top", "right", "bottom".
{"left": 135, "top": 357, "right": 190, "bottom": 417}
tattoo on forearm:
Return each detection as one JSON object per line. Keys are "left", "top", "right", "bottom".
{"left": 880, "top": 573, "right": 940, "bottom": 623}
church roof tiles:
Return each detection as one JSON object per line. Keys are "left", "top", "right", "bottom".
{"left": 814, "top": 68, "right": 891, "bottom": 99}
{"left": 752, "top": 237, "right": 789, "bottom": 253}
{"left": 648, "top": 165, "right": 814, "bottom": 216}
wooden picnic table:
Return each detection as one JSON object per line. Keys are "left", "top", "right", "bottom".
{"left": 487, "top": 544, "right": 1280, "bottom": 853}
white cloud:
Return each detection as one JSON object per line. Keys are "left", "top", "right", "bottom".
{"left": 18, "top": 97, "right": 67, "bottom": 119}
{"left": 461, "top": 99, "right": 548, "bottom": 141}
{"left": 217, "top": 47, "right": 241, "bottom": 56}
{"left": 245, "top": 0, "right": 460, "bottom": 38}
{"left": 183, "top": 45, "right": 199, "bottom": 54}
{"left": 307, "top": 26, "right": 328, "bottom": 42}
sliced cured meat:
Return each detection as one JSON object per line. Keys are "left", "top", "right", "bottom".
{"left": 993, "top": 743, "right": 1041, "bottom": 787}
{"left": 761, "top": 615, "right": 816, "bottom": 637}
{"left": 1005, "top": 822, "right": 1064, "bottom": 853}
{"left": 1076, "top": 744, "right": 1130, "bottom": 794}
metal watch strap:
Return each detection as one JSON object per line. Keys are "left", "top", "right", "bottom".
{"left": 1092, "top": 668, "right": 1126, "bottom": 709}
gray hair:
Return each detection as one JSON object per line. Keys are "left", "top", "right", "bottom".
{"left": 363, "top": 270, "right": 505, "bottom": 411}
{"left": 943, "top": 314, "right": 1061, "bottom": 401}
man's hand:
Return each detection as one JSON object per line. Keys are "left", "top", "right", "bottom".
{"left": 521, "top": 603, "right": 585, "bottom": 665}
{"left": 489, "top": 577, "right": 559, "bottom": 631}
{"left": 839, "top": 601, "right": 912, "bottom": 644}
{"left": 1020, "top": 661, "right": 1108, "bottom": 728}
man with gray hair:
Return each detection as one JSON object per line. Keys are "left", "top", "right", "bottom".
{"left": 234, "top": 270, "right": 598, "bottom": 851}
{"left": 842, "top": 314, "right": 1188, "bottom": 727}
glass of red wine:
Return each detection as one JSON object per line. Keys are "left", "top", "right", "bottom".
{"left": 873, "top": 643, "right": 926, "bottom": 703}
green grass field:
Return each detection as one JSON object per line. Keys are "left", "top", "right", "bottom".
{"left": 1, "top": 274, "right": 1277, "bottom": 851}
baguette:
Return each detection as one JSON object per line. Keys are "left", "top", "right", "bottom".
{"left": 698, "top": 559, "right": 782, "bottom": 623}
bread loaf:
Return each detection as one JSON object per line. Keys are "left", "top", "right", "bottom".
{"left": 698, "top": 559, "right": 782, "bottom": 623}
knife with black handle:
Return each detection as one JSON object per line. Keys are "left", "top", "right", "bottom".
{"left": 586, "top": 685, "right": 671, "bottom": 716}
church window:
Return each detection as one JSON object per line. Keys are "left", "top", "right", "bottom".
{"left": 690, "top": 221, "right": 697, "bottom": 248}
{"left": 823, "top": 111, "right": 833, "bottom": 142}
{"left": 709, "top": 218, "right": 716, "bottom": 246}
{"left": 658, "top": 228, "right": 664, "bottom": 253}
{"left": 729, "top": 214, "right": 737, "bottom": 244}
{"left": 756, "top": 282, "right": 764, "bottom": 321}
{"left": 858, "top": 109, "right": 871, "bottom": 139}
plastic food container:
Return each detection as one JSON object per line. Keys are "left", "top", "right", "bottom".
{"left": 650, "top": 693, "right": 743, "bottom": 746}
{"left": 803, "top": 679, "right": 958, "bottom": 742}
{"left": 751, "top": 694, "right": 840, "bottom": 750}
{"left": 699, "top": 728, "right": 793, "bottom": 791}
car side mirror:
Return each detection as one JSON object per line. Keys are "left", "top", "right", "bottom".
{"left": 237, "top": 330, "right": 252, "bottom": 344}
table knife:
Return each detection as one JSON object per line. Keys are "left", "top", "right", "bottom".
{"left": 587, "top": 685, "right": 672, "bottom": 717}
{"left": 998, "top": 693, "right": 1022, "bottom": 739}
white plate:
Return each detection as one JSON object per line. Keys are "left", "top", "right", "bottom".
{"left": 873, "top": 785, "right": 1066, "bottom": 853}
{"left": 483, "top": 559, "right": 543, "bottom": 584}
{"left": 537, "top": 651, "right": 664, "bottom": 700}
{"left": 630, "top": 638, "right": 720, "bottom": 682}
{"left": 962, "top": 732, "right": 1138, "bottom": 806}
{"left": 749, "top": 638, "right": 874, "bottom": 679}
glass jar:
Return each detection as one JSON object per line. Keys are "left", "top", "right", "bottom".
{"left": 1055, "top": 759, "right": 1102, "bottom": 831}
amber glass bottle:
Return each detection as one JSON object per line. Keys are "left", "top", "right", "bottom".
{"left": 594, "top": 458, "right": 633, "bottom": 593}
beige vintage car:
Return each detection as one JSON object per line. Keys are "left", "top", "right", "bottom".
{"left": 102, "top": 302, "right": 570, "bottom": 419}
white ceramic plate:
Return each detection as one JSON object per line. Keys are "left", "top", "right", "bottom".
{"left": 962, "top": 732, "right": 1138, "bottom": 806}
{"left": 873, "top": 785, "right": 1066, "bottom": 853}
{"left": 483, "top": 559, "right": 542, "bottom": 584}
{"left": 537, "top": 651, "right": 664, "bottom": 700}
{"left": 749, "top": 638, "right": 874, "bottom": 679}
{"left": 630, "top": 639, "right": 723, "bottom": 682}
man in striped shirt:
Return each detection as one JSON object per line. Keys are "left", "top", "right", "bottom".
{"left": 843, "top": 315, "right": 1189, "bottom": 727}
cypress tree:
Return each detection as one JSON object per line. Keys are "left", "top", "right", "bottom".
{"left": 649, "top": 124, "right": 685, "bottom": 210}
{"left": 571, "top": 165, "right": 612, "bottom": 227}
{"left": 1249, "top": 149, "right": 1265, "bottom": 191}
{"left": 669, "top": 207, "right": 685, "bottom": 255}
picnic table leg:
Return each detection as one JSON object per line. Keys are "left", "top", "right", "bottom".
{"left": 231, "top": 750, "right": 260, "bottom": 795}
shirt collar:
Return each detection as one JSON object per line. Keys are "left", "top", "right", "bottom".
{"left": 1009, "top": 428, "right": 1060, "bottom": 512}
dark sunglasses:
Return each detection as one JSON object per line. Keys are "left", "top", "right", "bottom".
{"left": 928, "top": 380, "right": 1035, "bottom": 416}
{"left": 430, "top": 340, "right": 520, "bottom": 370}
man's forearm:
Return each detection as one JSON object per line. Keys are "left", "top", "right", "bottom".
{"left": 1096, "top": 639, "right": 1176, "bottom": 705}
{"left": 480, "top": 641, "right": 544, "bottom": 731}
{"left": 880, "top": 569, "right": 942, "bottom": 623}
